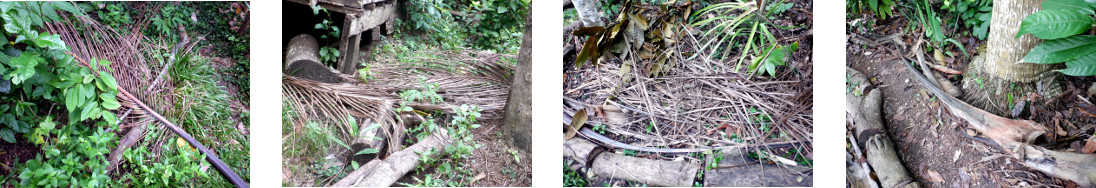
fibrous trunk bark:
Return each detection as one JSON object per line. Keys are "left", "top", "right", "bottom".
{"left": 571, "top": 0, "right": 604, "bottom": 27}
{"left": 502, "top": 11, "right": 533, "bottom": 152}
{"left": 962, "top": 0, "right": 1061, "bottom": 114}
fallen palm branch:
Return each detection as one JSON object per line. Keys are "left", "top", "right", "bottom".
{"left": 905, "top": 58, "right": 1096, "bottom": 186}
{"left": 69, "top": 52, "right": 250, "bottom": 188}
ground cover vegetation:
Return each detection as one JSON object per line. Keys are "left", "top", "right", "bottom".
{"left": 0, "top": 1, "right": 250, "bottom": 187}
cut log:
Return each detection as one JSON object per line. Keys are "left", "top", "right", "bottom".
{"left": 334, "top": 129, "right": 451, "bottom": 187}
{"left": 563, "top": 137, "right": 699, "bottom": 187}
{"left": 703, "top": 149, "right": 812, "bottom": 187}
{"left": 847, "top": 67, "right": 920, "bottom": 188}
{"left": 284, "top": 34, "right": 345, "bottom": 83}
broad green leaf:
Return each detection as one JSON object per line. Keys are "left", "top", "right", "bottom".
{"left": 1060, "top": 52, "right": 1096, "bottom": 76}
{"left": 8, "top": 52, "right": 39, "bottom": 85}
{"left": 1017, "top": 9, "right": 1095, "bottom": 39}
{"left": 34, "top": 33, "right": 65, "bottom": 50}
{"left": 38, "top": 116, "right": 54, "bottom": 130}
{"left": 102, "top": 112, "right": 117, "bottom": 125}
{"left": 80, "top": 100, "right": 96, "bottom": 121}
{"left": 1023, "top": 35, "right": 1096, "bottom": 63}
{"left": 1043, "top": 0, "right": 1095, "bottom": 15}
{"left": 99, "top": 71, "right": 118, "bottom": 90}
{"left": 355, "top": 148, "right": 379, "bottom": 155}
{"left": 0, "top": 128, "right": 14, "bottom": 143}
{"left": 100, "top": 93, "right": 120, "bottom": 110}
{"left": 64, "top": 89, "right": 77, "bottom": 112}
{"left": 48, "top": 2, "right": 81, "bottom": 16}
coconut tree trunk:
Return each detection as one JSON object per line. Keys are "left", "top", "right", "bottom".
{"left": 571, "top": 0, "right": 604, "bottom": 27}
{"left": 962, "top": 0, "right": 1061, "bottom": 114}
{"left": 502, "top": 11, "right": 532, "bottom": 152}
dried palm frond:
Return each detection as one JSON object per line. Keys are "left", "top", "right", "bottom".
{"left": 43, "top": 12, "right": 175, "bottom": 122}
{"left": 282, "top": 48, "right": 514, "bottom": 155}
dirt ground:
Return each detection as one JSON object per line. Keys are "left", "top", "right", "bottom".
{"left": 846, "top": 15, "right": 1096, "bottom": 186}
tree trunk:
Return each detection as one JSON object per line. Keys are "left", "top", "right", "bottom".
{"left": 502, "top": 11, "right": 532, "bottom": 152}
{"left": 961, "top": 0, "right": 1061, "bottom": 114}
{"left": 571, "top": 0, "right": 604, "bottom": 27}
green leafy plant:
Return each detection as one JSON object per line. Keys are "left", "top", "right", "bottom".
{"left": 311, "top": 5, "right": 342, "bottom": 67}
{"left": 563, "top": 160, "right": 588, "bottom": 187}
{"left": 97, "top": 3, "right": 131, "bottom": 29}
{"left": 750, "top": 42, "right": 798, "bottom": 77}
{"left": 692, "top": 0, "right": 793, "bottom": 74}
{"left": 1016, "top": 0, "right": 1096, "bottom": 76}
{"left": 148, "top": 4, "right": 194, "bottom": 41}
{"left": 942, "top": 0, "right": 992, "bottom": 39}
{"left": 909, "top": 0, "right": 968, "bottom": 57}
{"left": 847, "top": 0, "right": 895, "bottom": 18}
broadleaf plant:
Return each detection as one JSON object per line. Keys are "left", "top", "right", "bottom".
{"left": 1017, "top": 0, "right": 1096, "bottom": 76}
{"left": 0, "top": 2, "right": 128, "bottom": 187}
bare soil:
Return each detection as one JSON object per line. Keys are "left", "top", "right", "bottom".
{"left": 846, "top": 13, "right": 1096, "bottom": 187}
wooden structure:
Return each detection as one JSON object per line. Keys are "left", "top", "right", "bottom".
{"left": 285, "top": 0, "right": 398, "bottom": 74}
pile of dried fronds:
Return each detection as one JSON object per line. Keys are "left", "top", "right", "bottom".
{"left": 44, "top": 4, "right": 202, "bottom": 161}
{"left": 283, "top": 48, "right": 513, "bottom": 145}
{"left": 563, "top": 1, "right": 812, "bottom": 165}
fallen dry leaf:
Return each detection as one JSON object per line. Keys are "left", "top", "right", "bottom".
{"left": 565, "top": 109, "right": 588, "bottom": 140}
{"left": 926, "top": 169, "right": 945, "bottom": 183}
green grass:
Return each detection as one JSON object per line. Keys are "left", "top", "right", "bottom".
{"left": 166, "top": 54, "right": 250, "bottom": 185}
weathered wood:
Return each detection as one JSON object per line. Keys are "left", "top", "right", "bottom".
{"left": 106, "top": 118, "right": 152, "bottom": 174}
{"left": 285, "top": 34, "right": 344, "bottom": 83}
{"left": 350, "top": 119, "right": 383, "bottom": 150}
{"left": 703, "top": 149, "right": 812, "bottom": 187}
{"left": 847, "top": 67, "right": 920, "bottom": 188}
{"left": 334, "top": 129, "right": 451, "bottom": 187}
{"left": 337, "top": 14, "right": 362, "bottom": 74}
{"left": 563, "top": 137, "right": 699, "bottom": 187}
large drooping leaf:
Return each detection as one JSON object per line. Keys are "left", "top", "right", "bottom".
{"left": 8, "top": 52, "right": 40, "bottom": 85}
{"left": 1060, "top": 52, "right": 1096, "bottom": 76}
{"left": 1023, "top": 35, "right": 1096, "bottom": 63}
{"left": 34, "top": 33, "right": 65, "bottom": 50}
{"left": 99, "top": 71, "right": 117, "bottom": 90}
{"left": 1017, "top": 9, "right": 1094, "bottom": 39}
{"left": 0, "top": 128, "right": 13, "bottom": 143}
{"left": 1043, "top": 0, "right": 1095, "bottom": 15}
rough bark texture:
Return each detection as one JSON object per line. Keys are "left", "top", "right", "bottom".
{"left": 563, "top": 138, "right": 700, "bottom": 187}
{"left": 571, "top": 0, "right": 604, "bottom": 27}
{"left": 982, "top": 0, "right": 1049, "bottom": 81}
{"left": 502, "top": 11, "right": 533, "bottom": 152}
{"left": 847, "top": 68, "right": 920, "bottom": 188}
{"left": 333, "top": 130, "right": 451, "bottom": 187}
{"left": 961, "top": 0, "right": 1061, "bottom": 114}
